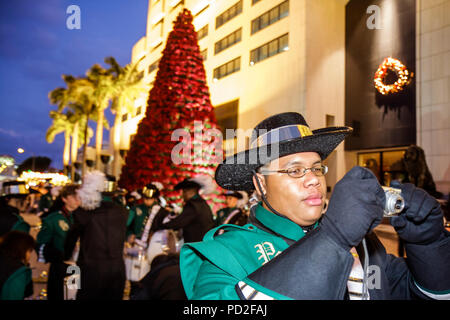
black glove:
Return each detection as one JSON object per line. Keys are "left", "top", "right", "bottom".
{"left": 390, "top": 181, "right": 443, "bottom": 245}
{"left": 321, "top": 166, "right": 385, "bottom": 250}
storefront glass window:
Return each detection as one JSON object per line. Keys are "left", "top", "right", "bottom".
{"left": 357, "top": 149, "right": 406, "bottom": 186}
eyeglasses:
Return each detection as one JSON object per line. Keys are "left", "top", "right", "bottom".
{"left": 259, "top": 165, "right": 328, "bottom": 179}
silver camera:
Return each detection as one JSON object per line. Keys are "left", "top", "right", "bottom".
{"left": 382, "top": 186, "right": 405, "bottom": 217}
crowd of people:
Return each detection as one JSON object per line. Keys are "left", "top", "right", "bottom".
{"left": 0, "top": 171, "right": 253, "bottom": 300}
{"left": 1, "top": 111, "right": 449, "bottom": 301}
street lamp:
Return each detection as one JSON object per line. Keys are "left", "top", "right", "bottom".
{"left": 17, "top": 148, "right": 35, "bottom": 172}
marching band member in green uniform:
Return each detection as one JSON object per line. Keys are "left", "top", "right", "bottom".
{"left": 0, "top": 181, "right": 30, "bottom": 237}
{"left": 64, "top": 171, "right": 128, "bottom": 300}
{"left": 38, "top": 183, "right": 53, "bottom": 217}
{"left": 215, "top": 191, "right": 241, "bottom": 226}
{"left": 127, "top": 184, "right": 161, "bottom": 244}
{"left": 0, "top": 231, "right": 35, "bottom": 300}
{"left": 36, "top": 184, "right": 80, "bottom": 300}
{"left": 180, "top": 112, "right": 450, "bottom": 300}
{"left": 215, "top": 191, "right": 248, "bottom": 227}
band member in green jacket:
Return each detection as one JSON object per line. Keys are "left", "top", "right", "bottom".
{"left": 0, "top": 181, "right": 30, "bottom": 237}
{"left": 127, "top": 183, "right": 162, "bottom": 244}
{"left": 180, "top": 112, "right": 450, "bottom": 300}
{"left": 36, "top": 184, "right": 80, "bottom": 300}
{"left": 215, "top": 191, "right": 248, "bottom": 227}
{"left": 0, "top": 231, "right": 35, "bottom": 300}
{"left": 38, "top": 183, "right": 53, "bottom": 217}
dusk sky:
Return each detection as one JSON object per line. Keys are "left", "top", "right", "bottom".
{"left": 0, "top": 0, "right": 148, "bottom": 170}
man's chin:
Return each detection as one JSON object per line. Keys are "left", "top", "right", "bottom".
{"left": 291, "top": 210, "right": 322, "bottom": 227}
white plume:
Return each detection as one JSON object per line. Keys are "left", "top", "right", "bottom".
{"left": 78, "top": 171, "right": 106, "bottom": 210}
{"left": 130, "top": 190, "right": 141, "bottom": 200}
{"left": 191, "top": 174, "right": 215, "bottom": 195}
{"left": 151, "top": 181, "right": 164, "bottom": 191}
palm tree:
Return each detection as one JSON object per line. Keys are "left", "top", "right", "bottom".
{"left": 49, "top": 78, "right": 79, "bottom": 177}
{"left": 104, "top": 56, "right": 149, "bottom": 176}
{"left": 53, "top": 75, "right": 96, "bottom": 178}
{"left": 85, "top": 64, "right": 114, "bottom": 170}
{"left": 46, "top": 110, "right": 93, "bottom": 176}
{"left": 49, "top": 77, "right": 89, "bottom": 179}
{"left": 46, "top": 111, "right": 72, "bottom": 173}
{"left": 67, "top": 106, "right": 94, "bottom": 179}
{"left": 49, "top": 71, "right": 112, "bottom": 179}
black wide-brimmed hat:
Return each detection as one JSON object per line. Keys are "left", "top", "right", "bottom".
{"left": 174, "top": 178, "right": 201, "bottom": 191}
{"left": 215, "top": 112, "right": 352, "bottom": 191}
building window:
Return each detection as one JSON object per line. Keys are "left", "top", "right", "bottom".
{"left": 152, "top": 41, "right": 163, "bottom": 52}
{"left": 250, "top": 33, "right": 288, "bottom": 65}
{"left": 170, "top": 0, "right": 184, "bottom": 10}
{"left": 251, "top": 0, "right": 289, "bottom": 34}
{"left": 201, "top": 49, "right": 207, "bottom": 61}
{"left": 195, "top": 4, "right": 209, "bottom": 17}
{"left": 153, "top": 17, "right": 164, "bottom": 31}
{"left": 136, "top": 106, "right": 142, "bottom": 116}
{"left": 122, "top": 113, "right": 128, "bottom": 122}
{"left": 252, "top": 0, "right": 262, "bottom": 5}
{"left": 357, "top": 149, "right": 407, "bottom": 186}
{"left": 214, "top": 28, "right": 242, "bottom": 55}
{"left": 148, "top": 59, "right": 160, "bottom": 74}
{"left": 156, "top": 19, "right": 164, "bottom": 37}
{"left": 213, "top": 57, "right": 241, "bottom": 81}
{"left": 216, "top": 0, "right": 243, "bottom": 29}
{"left": 129, "top": 134, "right": 136, "bottom": 147}
{"left": 326, "top": 114, "right": 335, "bottom": 127}
{"left": 214, "top": 99, "right": 239, "bottom": 139}
{"left": 197, "top": 24, "right": 208, "bottom": 40}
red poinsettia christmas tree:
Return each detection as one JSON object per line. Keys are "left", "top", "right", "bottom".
{"left": 119, "top": 9, "right": 223, "bottom": 209}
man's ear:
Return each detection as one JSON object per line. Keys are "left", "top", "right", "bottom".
{"left": 252, "top": 173, "right": 267, "bottom": 197}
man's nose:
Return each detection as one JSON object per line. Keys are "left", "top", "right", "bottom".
{"left": 302, "top": 170, "right": 320, "bottom": 187}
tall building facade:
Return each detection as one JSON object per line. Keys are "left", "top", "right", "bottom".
{"left": 110, "top": 0, "right": 449, "bottom": 195}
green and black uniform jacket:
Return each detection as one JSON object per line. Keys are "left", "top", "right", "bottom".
{"left": 36, "top": 208, "right": 73, "bottom": 262}
{"left": 0, "top": 253, "right": 33, "bottom": 300}
{"left": 180, "top": 202, "right": 450, "bottom": 300}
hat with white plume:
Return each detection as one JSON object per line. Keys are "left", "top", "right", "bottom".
{"left": 78, "top": 170, "right": 106, "bottom": 210}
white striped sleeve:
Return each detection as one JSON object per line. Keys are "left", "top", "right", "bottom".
{"left": 236, "top": 281, "right": 275, "bottom": 300}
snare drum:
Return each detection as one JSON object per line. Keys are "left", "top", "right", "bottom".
{"left": 146, "top": 230, "right": 183, "bottom": 264}
{"left": 124, "top": 251, "right": 150, "bottom": 282}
